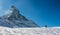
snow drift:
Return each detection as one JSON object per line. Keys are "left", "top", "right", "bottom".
{"left": 0, "top": 26, "right": 60, "bottom": 35}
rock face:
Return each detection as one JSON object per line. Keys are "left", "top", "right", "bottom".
{"left": 0, "top": 6, "right": 39, "bottom": 28}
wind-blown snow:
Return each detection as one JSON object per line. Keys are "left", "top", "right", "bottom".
{"left": 0, "top": 26, "right": 60, "bottom": 35}
{"left": 5, "top": 10, "right": 12, "bottom": 14}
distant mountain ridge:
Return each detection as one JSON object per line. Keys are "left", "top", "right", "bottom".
{"left": 0, "top": 5, "right": 39, "bottom": 28}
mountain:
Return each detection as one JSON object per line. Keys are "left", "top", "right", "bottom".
{"left": 0, "top": 5, "right": 39, "bottom": 28}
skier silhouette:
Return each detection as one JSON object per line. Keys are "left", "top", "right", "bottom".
{"left": 45, "top": 25, "right": 47, "bottom": 28}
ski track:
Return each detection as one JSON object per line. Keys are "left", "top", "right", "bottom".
{"left": 0, "top": 27, "right": 60, "bottom": 35}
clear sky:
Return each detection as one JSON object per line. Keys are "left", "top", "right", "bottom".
{"left": 0, "top": 0, "right": 60, "bottom": 27}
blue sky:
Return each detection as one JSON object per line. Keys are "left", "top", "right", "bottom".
{"left": 0, "top": 0, "right": 60, "bottom": 27}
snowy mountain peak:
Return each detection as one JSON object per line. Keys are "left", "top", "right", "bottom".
{"left": 0, "top": 6, "right": 39, "bottom": 28}
{"left": 10, "top": 5, "right": 20, "bottom": 13}
{"left": 7, "top": 5, "right": 28, "bottom": 21}
{"left": 10, "top": 5, "right": 20, "bottom": 16}
{"left": 8, "top": 5, "right": 21, "bottom": 19}
{"left": 3, "top": 5, "right": 22, "bottom": 20}
{"left": 11, "top": 5, "right": 16, "bottom": 9}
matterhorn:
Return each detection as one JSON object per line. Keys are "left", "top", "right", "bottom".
{"left": 0, "top": 6, "right": 39, "bottom": 28}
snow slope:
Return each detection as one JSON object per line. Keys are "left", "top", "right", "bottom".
{"left": 0, "top": 26, "right": 60, "bottom": 35}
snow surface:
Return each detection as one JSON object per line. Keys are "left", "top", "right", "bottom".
{"left": 0, "top": 27, "right": 60, "bottom": 35}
